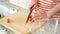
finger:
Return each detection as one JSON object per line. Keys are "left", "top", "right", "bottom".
{"left": 52, "top": 12, "right": 60, "bottom": 18}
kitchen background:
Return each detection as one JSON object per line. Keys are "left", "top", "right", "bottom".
{"left": 0, "top": 0, "right": 31, "bottom": 18}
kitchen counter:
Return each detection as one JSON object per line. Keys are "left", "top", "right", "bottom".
{"left": 0, "top": 8, "right": 46, "bottom": 34}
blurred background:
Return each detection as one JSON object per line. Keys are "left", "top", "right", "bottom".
{"left": 0, "top": 0, "right": 30, "bottom": 18}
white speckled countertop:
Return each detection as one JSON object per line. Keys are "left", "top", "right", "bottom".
{"left": 32, "top": 19, "right": 60, "bottom": 34}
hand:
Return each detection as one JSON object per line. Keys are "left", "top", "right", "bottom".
{"left": 46, "top": 3, "right": 60, "bottom": 18}
{"left": 29, "top": 0, "right": 60, "bottom": 22}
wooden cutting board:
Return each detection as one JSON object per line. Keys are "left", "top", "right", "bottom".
{"left": 0, "top": 9, "right": 46, "bottom": 34}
